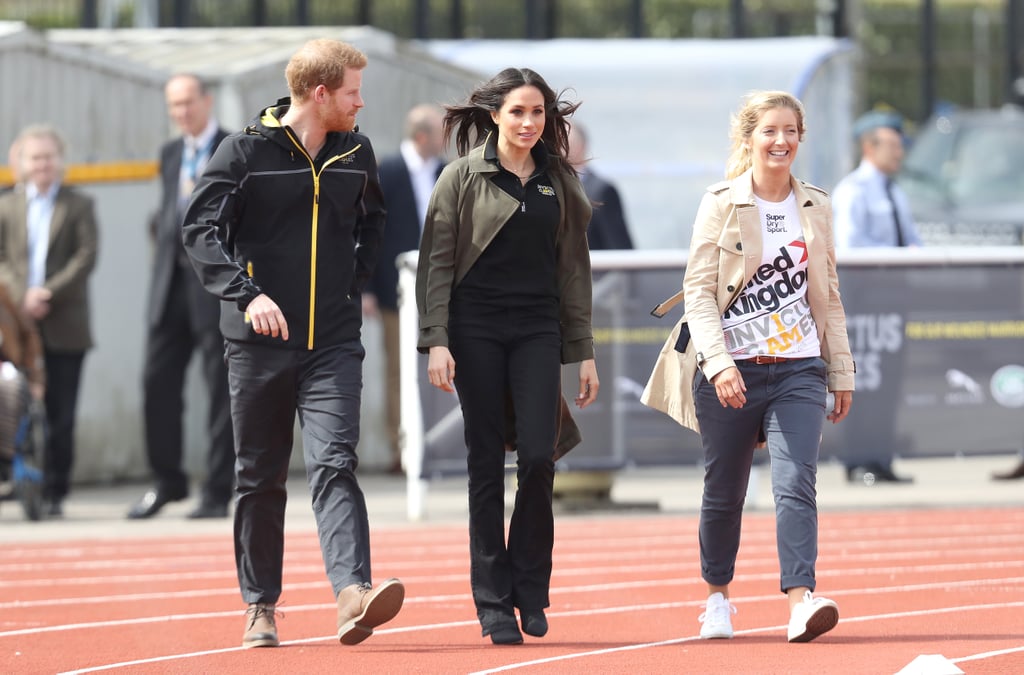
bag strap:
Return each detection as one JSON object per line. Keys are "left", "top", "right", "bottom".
{"left": 650, "top": 199, "right": 738, "bottom": 319}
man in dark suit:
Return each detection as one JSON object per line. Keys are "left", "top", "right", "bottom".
{"left": 0, "top": 125, "right": 99, "bottom": 517}
{"left": 568, "top": 122, "right": 634, "bottom": 250}
{"left": 364, "top": 104, "right": 444, "bottom": 474}
{"left": 127, "top": 73, "right": 234, "bottom": 519}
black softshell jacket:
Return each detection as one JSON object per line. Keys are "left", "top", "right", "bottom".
{"left": 182, "top": 98, "right": 385, "bottom": 350}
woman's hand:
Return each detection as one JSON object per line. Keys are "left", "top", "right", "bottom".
{"left": 427, "top": 346, "right": 456, "bottom": 393}
{"left": 575, "top": 358, "right": 599, "bottom": 409}
{"left": 711, "top": 366, "right": 747, "bottom": 408}
{"left": 828, "top": 390, "right": 853, "bottom": 423}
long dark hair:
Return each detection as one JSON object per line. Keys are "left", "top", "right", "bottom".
{"left": 444, "top": 67, "right": 580, "bottom": 176}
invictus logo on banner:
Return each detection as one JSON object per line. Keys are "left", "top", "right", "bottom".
{"left": 845, "top": 313, "right": 903, "bottom": 391}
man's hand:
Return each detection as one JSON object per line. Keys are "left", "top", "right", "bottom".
{"left": 246, "top": 294, "right": 289, "bottom": 341}
{"left": 23, "top": 287, "right": 51, "bottom": 320}
{"left": 362, "top": 293, "right": 379, "bottom": 318}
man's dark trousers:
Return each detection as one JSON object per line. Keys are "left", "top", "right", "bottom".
{"left": 143, "top": 262, "right": 233, "bottom": 505}
{"left": 226, "top": 339, "right": 372, "bottom": 604}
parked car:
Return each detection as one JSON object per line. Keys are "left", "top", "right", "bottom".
{"left": 898, "top": 104, "right": 1024, "bottom": 245}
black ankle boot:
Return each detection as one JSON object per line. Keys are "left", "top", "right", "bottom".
{"left": 520, "top": 609, "right": 548, "bottom": 637}
{"left": 487, "top": 623, "right": 523, "bottom": 645}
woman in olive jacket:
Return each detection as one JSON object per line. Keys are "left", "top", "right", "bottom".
{"left": 416, "top": 67, "right": 599, "bottom": 645}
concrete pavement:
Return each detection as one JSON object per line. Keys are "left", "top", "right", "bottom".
{"left": 3, "top": 453, "right": 1023, "bottom": 543}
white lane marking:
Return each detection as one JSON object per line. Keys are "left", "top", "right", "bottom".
{"left": 56, "top": 598, "right": 1021, "bottom": 674}
{"left": 468, "top": 601, "right": 1024, "bottom": 674}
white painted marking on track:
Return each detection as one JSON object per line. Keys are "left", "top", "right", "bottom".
{"left": 5, "top": 574, "right": 1024, "bottom": 637}
{"left": 38, "top": 597, "right": 1024, "bottom": 673}
{"left": 468, "top": 601, "right": 1024, "bottom": 674}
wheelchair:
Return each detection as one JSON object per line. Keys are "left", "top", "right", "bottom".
{"left": 0, "top": 372, "right": 46, "bottom": 521}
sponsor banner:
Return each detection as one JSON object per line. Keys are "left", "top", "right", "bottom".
{"left": 414, "top": 254, "right": 1024, "bottom": 475}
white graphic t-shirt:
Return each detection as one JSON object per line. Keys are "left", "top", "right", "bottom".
{"left": 720, "top": 192, "right": 821, "bottom": 359}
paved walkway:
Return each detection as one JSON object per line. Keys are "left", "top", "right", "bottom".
{"left": 3, "top": 454, "right": 1023, "bottom": 543}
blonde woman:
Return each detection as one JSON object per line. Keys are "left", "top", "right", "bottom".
{"left": 643, "top": 91, "right": 855, "bottom": 642}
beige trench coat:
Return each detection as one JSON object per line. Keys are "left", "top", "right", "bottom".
{"left": 641, "top": 170, "right": 856, "bottom": 433}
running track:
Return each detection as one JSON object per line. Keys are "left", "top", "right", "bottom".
{"left": 3, "top": 507, "right": 1023, "bottom": 674}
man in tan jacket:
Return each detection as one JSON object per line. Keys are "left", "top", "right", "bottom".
{"left": 0, "top": 125, "right": 99, "bottom": 517}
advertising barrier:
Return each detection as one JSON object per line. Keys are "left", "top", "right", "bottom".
{"left": 398, "top": 248, "right": 1024, "bottom": 519}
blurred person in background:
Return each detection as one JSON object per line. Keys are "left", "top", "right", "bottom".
{"left": 126, "top": 73, "right": 234, "bottom": 520}
{"left": 644, "top": 90, "right": 854, "bottom": 643}
{"left": 364, "top": 103, "right": 445, "bottom": 475}
{"left": 567, "top": 121, "right": 634, "bottom": 250}
{"left": 831, "top": 110, "right": 918, "bottom": 484}
{"left": 833, "top": 110, "right": 922, "bottom": 249}
{"left": 0, "top": 124, "right": 99, "bottom": 517}
{"left": 3, "top": 139, "right": 21, "bottom": 193}
{"left": 0, "top": 280, "right": 45, "bottom": 493}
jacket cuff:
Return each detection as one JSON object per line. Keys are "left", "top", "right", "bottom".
{"left": 561, "top": 337, "right": 594, "bottom": 364}
{"left": 235, "top": 284, "right": 262, "bottom": 313}
{"left": 699, "top": 351, "right": 736, "bottom": 383}
{"left": 417, "top": 325, "right": 449, "bottom": 354}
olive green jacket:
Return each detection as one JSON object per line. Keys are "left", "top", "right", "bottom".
{"left": 416, "top": 137, "right": 594, "bottom": 364}
{"left": 415, "top": 136, "right": 594, "bottom": 458}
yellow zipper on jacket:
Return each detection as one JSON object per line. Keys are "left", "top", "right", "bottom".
{"left": 281, "top": 129, "right": 361, "bottom": 349}
{"left": 244, "top": 261, "right": 254, "bottom": 324}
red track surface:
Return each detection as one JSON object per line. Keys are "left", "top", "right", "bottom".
{"left": 3, "top": 507, "right": 1023, "bottom": 674}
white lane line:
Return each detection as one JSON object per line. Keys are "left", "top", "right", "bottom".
{"left": 469, "top": 601, "right": 1024, "bottom": 674}
{"left": 6, "top": 575, "right": 1024, "bottom": 639}
{"left": 952, "top": 644, "right": 1024, "bottom": 663}
{"left": 54, "top": 618, "right": 488, "bottom": 675}
{"left": 5, "top": 542, "right": 1024, "bottom": 592}
{"left": 53, "top": 599, "right": 1024, "bottom": 675}
{"left": 4, "top": 562, "right": 1023, "bottom": 617}
{"left": 6, "top": 519, "right": 1023, "bottom": 569}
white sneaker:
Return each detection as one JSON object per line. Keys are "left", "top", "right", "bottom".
{"left": 787, "top": 591, "right": 839, "bottom": 643}
{"left": 699, "top": 592, "right": 736, "bottom": 639}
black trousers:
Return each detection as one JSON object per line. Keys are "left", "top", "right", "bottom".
{"left": 450, "top": 302, "right": 560, "bottom": 631}
{"left": 226, "top": 339, "right": 371, "bottom": 604}
{"left": 143, "top": 265, "right": 234, "bottom": 504}
{"left": 42, "top": 350, "right": 84, "bottom": 501}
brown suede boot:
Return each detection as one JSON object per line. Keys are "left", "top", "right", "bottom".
{"left": 336, "top": 578, "right": 405, "bottom": 645}
{"left": 242, "top": 603, "right": 280, "bottom": 648}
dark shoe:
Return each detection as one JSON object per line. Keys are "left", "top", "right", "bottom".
{"left": 336, "top": 578, "right": 405, "bottom": 645}
{"left": 868, "top": 463, "right": 913, "bottom": 483}
{"left": 992, "top": 461, "right": 1024, "bottom": 481}
{"left": 242, "top": 603, "right": 279, "bottom": 648}
{"left": 45, "top": 499, "right": 64, "bottom": 518}
{"left": 483, "top": 618, "right": 524, "bottom": 647}
{"left": 487, "top": 622, "right": 524, "bottom": 645}
{"left": 520, "top": 609, "right": 548, "bottom": 637}
{"left": 126, "top": 488, "right": 186, "bottom": 519}
{"left": 186, "top": 501, "right": 229, "bottom": 519}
